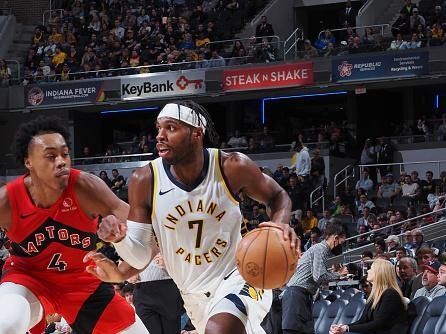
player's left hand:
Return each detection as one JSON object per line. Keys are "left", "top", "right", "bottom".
{"left": 259, "top": 222, "right": 300, "bottom": 257}
{"left": 83, "top": 251, "right": 125, "bottom": 283}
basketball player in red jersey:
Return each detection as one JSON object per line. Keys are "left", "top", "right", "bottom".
{"left": 0, "top": 117, "right": 149, "bottom": 334}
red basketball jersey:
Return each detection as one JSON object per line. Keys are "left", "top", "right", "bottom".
{"left": 5, "top": 168, "right": 97, "bottom": 274}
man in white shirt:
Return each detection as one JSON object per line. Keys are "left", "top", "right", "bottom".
{"left": 295, "top": 141, "right": 311, "bottom": 180}
{"left": 402, "top": 175, "right": 419, "bottom": 198}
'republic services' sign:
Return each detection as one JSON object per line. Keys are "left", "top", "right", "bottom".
{"left": 25, "top": 81, "right": 105, "bottom": 107}
{"left": 332, "top": 51, "right": 429, "bottom": 82}
{"left": 121, "top": 71, "right": 206, "bottom": 100}
{"left": 223, "top": 62, "right": 314, "bottom": 91}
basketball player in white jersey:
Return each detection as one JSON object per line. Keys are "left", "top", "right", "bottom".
{"left": 86, "top": 101, "right": 299, "bottom": 334}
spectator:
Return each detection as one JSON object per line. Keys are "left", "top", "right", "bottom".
{"left": 438, "top": 255, "right": 446, "bottom": 287}
{"left": 401, "top": 33, "right": 422, "bottom": 48}
{"left": 397, "top": 256, "right": 422, "bottom": 298}
{"left": 283, "top": 220, "right": 348, "bottom": 334}
{"left": 375, "top": 137, "right": 394, "bottom": 177}
{"left": 286, "top": 175, "right": 305, "bottom": 212}
{"left": 0, "top": 59, "right": 11, "bottom": 86}
{"left": 318, "top": 209, "right": 331, "bottom": 232}
{"left": 402, "top": 174, "right": 419, "bottom": 198}
{"left": 301, "top": 208, "right": 318, "bottom": 235}
{"left": 377, "top": 173, "right": 401, "bottom": 199}
{"left": 413, "top": 261, "right": 446, "bottom": 298}
{"left": 111, "top": 168, "right": 125, "bottom": 193}
{"left": 295, "top": 141, "right": 311, "bottom": 183}
{"left": 356, "top": 224, "right": 370, "bottom": 247}
{"left": 330, "top": 259, "right": 410, "bottom": 334}
{"left": 357, "top": 194, "right": 376, "bottom": 216}
{"left": 315, "top": 29, "right": 336, "bottom": 51}
{"left": 420, "top": 171, "right": 438, "bottom": 201}
{"left": 247, "top": 204, "right": 269, "bottom": 230}
{"left": 99, "top": 170, "right": 112, "bottom": 188}
{"left": 389, "top": 33, "right": 405, "bottom": 50}
{"left": 52, "top": 46, "right": 67, "bottom": 68}
{"left": 310, "top": 148, "right": 325, "bottom": 187}
{"left": 360, "top": 138, "right": 377, "bottom": 183}
{"left": 279, "top": 166, "right": 291, "bottom": 189}
{"left": 329, "top": 195, "right": 343, "bottom": 215}
{"left": 392, "top": 11, "right": 410, "bottom": 36}
{"left": 227, "top": 130, "right": 247, "bottom": 148}
{"left": 401, "top": 0, "right": 417, "bottom": 17}
{"left": 257, "top": 126, "right": 275, "bottom": 151}
{"left": 255, "top": 15, "right": 274, "bottom": 41}
{"left": 340, "top": 0, "right": 357, "bottom": 28}
{"left": 393, "top": 246, "right": 408, "bottom": 264}
{"left": 412, "top": 229, "right": 429, "bottom": 254}
{"left": 304, "top": 227, "right": 322, "bottom": 251}
{"left": 303, "top": 40, "right": 318, "bottom": 58}
{"left": 355, "top": 168, "right": 374, "bottom": 193}
{"left": 208, "top": 50, "right": 225, "bottom": 67}
{"left": 416, "top": 247, "right": 435, "bottom": 267}
{"left": 385, "top": 235, "right": 400, "bottom": 253}
{"left": 410, "top": 8, "right": 426, "bottom": 33}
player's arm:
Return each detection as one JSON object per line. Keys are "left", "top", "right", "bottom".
{"left": 0, "top": 186, "right": 12, "bottom": 231}
{"left": 222, "top": 152, "right": 298, "bottom": 254}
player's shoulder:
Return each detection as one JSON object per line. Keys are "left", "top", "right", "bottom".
{"left": 129, "top": 163, "right": 153, "bottom": 184}
{"left": 0, "top": 184, "right": 11, "bottom": 229}
{"left": 220, "top": 150, "right": 251, "bottom": 169}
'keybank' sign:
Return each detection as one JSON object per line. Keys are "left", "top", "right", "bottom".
{"left": 121, "top": 71, "right": 206, "bottom": 100}
{"left": 223, "top": 62, "right": 314, "bottom": 91}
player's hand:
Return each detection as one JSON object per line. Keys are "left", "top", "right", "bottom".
{"left": 259, "top": 222, "right": 300, "bottom": 258}
{"left": 97, "top": 215, "right": 127, "bottom": 243}
{"left": 83, "top": 251, "right": 125, "bottom": 283}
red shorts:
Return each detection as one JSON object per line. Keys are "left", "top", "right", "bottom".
{"left": 1, "top": 263, "right": 135, "bottom": 334}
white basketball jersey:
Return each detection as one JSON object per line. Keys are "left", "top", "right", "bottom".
{"left": 150, "top": 148, "right": 242, "bottom": 294}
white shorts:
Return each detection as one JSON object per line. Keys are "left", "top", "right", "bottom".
{"left": 181, "top": 269, "right": 272, "bottom": 334}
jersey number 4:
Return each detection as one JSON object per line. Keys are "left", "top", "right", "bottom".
{"left": 188, "top": 220, "right": 204, "bottom": 248}
{"left": 47, "top": 253, "right": 68, "bottom": 271}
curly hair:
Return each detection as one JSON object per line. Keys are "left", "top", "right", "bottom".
{"left": 171, "top": 100, "right": 220, "bottom": 147}
{"left": 13, "top": 116, "right": 70, "bottom": 165}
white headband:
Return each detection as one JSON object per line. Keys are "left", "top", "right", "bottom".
{"left": 157, "top": 103, "right": 207, "bottom": 133}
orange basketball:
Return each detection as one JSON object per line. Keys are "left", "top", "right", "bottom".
{"left": 236, "top": 227, "right": 299, "bottom": 289}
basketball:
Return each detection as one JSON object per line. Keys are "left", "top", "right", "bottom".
{"left": 236, "top": 227, "right": 299, "bottom": 289}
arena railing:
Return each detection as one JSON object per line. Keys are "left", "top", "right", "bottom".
{"left": 72, "top": 153, "right": 154, "bottom": 165}
{"left": 341, "top": 205, "right": 446, "bottom": 254}
{"left": 358, "top": 159, "right": 446, "bottom": 180}
{"left": 283, "top": 27, "right": 304, "bottom": 61}
{"left": 42, "top": 9, "right": 64, "bottom": 27}
{"left": 24, "top": 54, "right": 266, "bottom": 84}
{"left": 318, "top": 23, "right": 391, "bottom": 40}
{"left": 334, "top": 164, "right": 355, "bottom": 198}
{"left": 310, "top": 185, "right": 325, "bottom": 211}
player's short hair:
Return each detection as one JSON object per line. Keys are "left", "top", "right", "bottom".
{"left": 13, "top": 116, "right": 70, "bottom": 165}
{"left": 171, "top": 100, "right": 219, "bottom": 147}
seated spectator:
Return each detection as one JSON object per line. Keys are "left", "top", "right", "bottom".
{"left": 413, "top": 260, "right": 446, "bottom": 298}
{"left": 247, "top": 204, "right": 269, "bottom": 230}
{"left": 412, "top": 229, "right": 429, "bottom": 254}
{"left": 389, "top": 33, "right": 405, "bottom": 50}
{"left": 377, "top": 173, "right": 401, "bottom": 199}
{"left": 0, "top": 59, "right": 12, "bottom": 87}
{"left": 397, "top": 256, "right": 422, "bottom": 298}
{"left": 356, "top": 224, "right": 370, "bottom": 247}
{"left": 304, "top": 227, "right": 322, "bottom": 251}
{"left": 357, "top": 194, "right": 376, "bottom": 216}
{"left": 410, "top": 8, "right": 426, "bottom": 32}
{"left": 208, "top": 50, "right": 226, "bottom": 67}
{"left": 329, "top": 195, "right": 343, "bottom": 215}
{"left": 416, "top": 247, "right": 435, "bottom": 267}
{"left": 286, "top": 175, "right": 306, "bottom": 212}
{"left": 430, "top": 21, "right": 446, "bottom": 46}
{"left": 330, "top": 259, "right": 410, "bottom": 334}
{"left": 385, "top": 235, "right": 400, "bottom": 253}
{"left": 301, "top": 208, "right": 318, "bottom": 235}
{"left": 392, "top": 11, "right": 410, "bottom": 37}
{"left": 303, "top": 40, "right": 318, "bottom": 58}
{"left": 111, "top": 168, "right": 125, "bottom": 193}
{"left": 439, "top": 256, "right": 446, "bottom": 287}
{"left": 99, "top": 170, "right": 112, "bottom": 187}
{"left": 310, "top": 148, "right": 325, "bottom": 187}
{"left": 355, "top": 168, "right": 374, "bottom": 193}
{"left": 318, "top": 209, "right": 331, "bottom": 233}
{"left": 393, "top": 246, "right": 409, "bottom": 264}
{"left": 227, "top": 130, "right": 247, "bottom": 148}
{"left": 402, "top": 174, "right": 419, "bottom": 198}
{"left": 314, "top": 29, "right": 336, "bottom": 52}
{"left": 400, "top": 33, "right": 422, "bottom": 48}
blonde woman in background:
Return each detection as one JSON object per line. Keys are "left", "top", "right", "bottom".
{"left": 330, "top": 259, "right": 410, "bottom": 334}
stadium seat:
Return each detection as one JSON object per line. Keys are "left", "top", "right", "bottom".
{"left": 315, "top": 299, "right": 348, "bottom": 334}
{"left": 326, "top": 292, "right": 341, "bottom": 302}
{"left": 319, "top": 290, "right": 331, "bottom": 298}
{"left": 351, "top": 292, "right": 365, "bottom": 302}
{"left": 412, "top": 295, "right": 446, "bottom": 334}
{"left": 409, "top": 296, "right": 431, "bottom": 334}
{"left": 313, "top": 299, "right": 331, "bottom": 330}
{"left": 335, "top": 299, "right": 366, "bottom": 326}
{"left": 339, "top": 290, "right": 356, "bottom": 302}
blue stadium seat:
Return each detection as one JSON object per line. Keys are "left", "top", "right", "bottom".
{"left": 412, "top": 295, "right": 446, "bottom": 334}
{"left": 351, "top": 292, "right": 366, "bottom": 302}
{"left": 334, "top": 299, "right": 366, "bottom": 326}
{"left": 313, "top": 299, "right": 331, "bottom": 330}
{"left": 409, "top": 296, "right": 431, "bottom": 334}
{"left": 315, "top": 299, "right": 348, "bottom": 334}
{"left": 339, "top": 290, "right": 357, "bottom": 302}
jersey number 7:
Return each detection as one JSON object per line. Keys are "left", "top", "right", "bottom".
{"left": 188, "top": 220, "right": 204, "bottom": 248}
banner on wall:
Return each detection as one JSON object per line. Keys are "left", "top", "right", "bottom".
{"left": 332, "top": 51, "right": 429, "bottom": 82}
{"left": 121, "top": 71, "right": 206, "bottom": 100}
{"left": 25, "top": 81, "right": 105, "bottom": 107}
{"left": 223, "top": 62, "right": 314, "bottom": 91}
